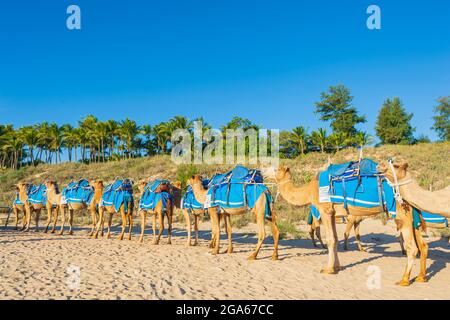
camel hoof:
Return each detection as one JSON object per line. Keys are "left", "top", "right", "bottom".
{"left": 247, "top": 255, "right": 257, "bottom": 261}
{"left": 320, "top": 268, "right": 338, "bottom": 275}
{"left": 359, "top": 247, "right": 367, "bottom": 253}
{"left": 167, "top": 240, "right": 172, "bottom": 245}
{"left": 414, "top": 276, "right": 428, "bottom": 283}
{"left": 185, "top": 242, "right": 192, "bottom": 246}
{"left": 69, "top": 231, "right": 74, "bottom": 235}
{"left": 396, "top": 279, "right": 410, "bottom": 286}
{"left": 271, "top": 254, "right": 278, "bottom": 261}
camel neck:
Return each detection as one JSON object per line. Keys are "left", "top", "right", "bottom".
{"left": 277, "top": 177, "right": 312, "bottom": 207}
{"left": 191, "top": 183, "right": 207, "bottom": 204}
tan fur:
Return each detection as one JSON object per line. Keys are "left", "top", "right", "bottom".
{"left": 137, "top": 180, "right": 174, "bottom": 245}
{"left": 57, "top": 180, "right": 103, "bottom": 236}
{"left": 379, "top": 162, "right": 450, "bottom": 217}
{"left": 12, "top": 183, "right": 28, "bottom": 230}
{"left": 270, "top": 165, "right": 427, "bottom": 284}
{"left": 188, "top": 175, "right": 279, "bottom": 260}
{"left": 43, "top": 181, "right": 62, "bottom": 234}
{"left": 93, "top": 181, "right": 133, "bottom": 241}
{"left": 17, "top": 183, "right": 44, "bottom": 232}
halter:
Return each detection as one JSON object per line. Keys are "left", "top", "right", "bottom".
{"left": 387, "top": 159, "right": 412, "bottom": 205}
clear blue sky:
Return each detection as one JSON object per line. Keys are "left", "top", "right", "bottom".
{"left": 0, "top": 0, "right": 449, "bottom": 140}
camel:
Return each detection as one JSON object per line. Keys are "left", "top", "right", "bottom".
{"left": 20, "top": 184, "right": 46, "bottom": 232}
{"left": 56, "top": 180, "right": 104, "bottom": 236}
{"left": 93, "top": 179, "right": 134, "bottom": 241}
{"left": 137, "top": 180, "right": 174, "bottom": 245}
{"left": 181, "top": 182, "right": 208, "bottom": 246}
{"left": 264, "top": 164, "right": 429, "bottom": 285}
{"left": 378, "top": 161, "right": 450, "bottom": 218}
{"left": 43, "top": 181, "right": 62, "bottom": 234}
{"left": 12, "top": 183, "right": 29, "bottom": 230}
{"left": 376, "top": 160, "right": 450, "bottom": 285}
{"left": 188, "top": 174, "right": 279, "bottom": 260}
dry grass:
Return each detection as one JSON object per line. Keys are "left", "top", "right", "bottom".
{"left": 1, "top": 142, "right": 449, "bottom": 237}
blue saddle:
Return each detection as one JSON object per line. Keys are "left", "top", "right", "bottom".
{"left": 101, "top": 179, "right": 133, "bottom": 212}
{"left": 139, "top": 180, "right": 172, "bottom": 212}
{"left": 205, "top": 166, "right": 272, "bottom": 220}
{"left": 27, "top": 184, "right": 47, "bottom": 205}
{"left": 181, "top": 179, "right": 209, "bottom": 213}
{"left": 62, "top": 179, "right": 94, "bottom": 205}
{"left": 319, "top": 158, "right": 390, "bottom": 210}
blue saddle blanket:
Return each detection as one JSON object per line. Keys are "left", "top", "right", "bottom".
{"left": 101, "top": 179, "right": 133, "bottom": 212}
{"left": 27, "top": 184, "right": 47, "bottom": 205}
{"left": 139, "top": 180, "right": 172, "bottom": 211}
{"left": 319, "top": 159, "right": 394, "bottom": 210}
{"left": 205, "top": 166, "right": 272, "bottom": 219}
{"left": 181, "top": 180, "right": 209, "bottom": 212}
{"left": 62, "top": 179, "right": 94, "bottom": 205}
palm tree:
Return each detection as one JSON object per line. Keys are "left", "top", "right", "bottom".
{"left": 328, "top": 132, "right": 349, "bottom": 152}
{"left": 289, "top": 126, "right": 309, "bottom": 155}
{"left": 120, "top": 118, "right": 140, "bottom": 158}
{"left": 48, "top": 123, "right": 64, "bottom": 163}
{"left": 310, "top": 128, "right": 328, "bottom": 153}
{"left": 140, "top": 124, "right": 154, "bottom": 156}
{"left": 1, "top": 130, "right": 23, "bottom": 169}
{"left": 354, "top": 131, "right": 374, "bottom": 148}
{"left": 105, "top": 119, "right": 119, "bottom": 160}
{"left": 153, "top": 122, "right": 171, "bottom": 154}
{"left": 18, "top": 125, "right": 39, "bottom": 166}
{"left": 79, "top": 115, "right": 98, "bottom": 162}
{"left": 62, "top": 124, "right": 79, "bottom": 162}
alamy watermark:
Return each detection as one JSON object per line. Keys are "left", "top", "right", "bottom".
{"left": 171, "top": 121, "right": 279, "bottom": 167}
{"left": 66, "top": 264, "right": 81, "bottom": 291}
{"left": 366, "top": 265, "right": 381, "bottom": 289}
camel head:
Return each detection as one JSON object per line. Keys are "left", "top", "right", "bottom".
{"left": 378, "top": 161, "right": 409, "bottom": 183}
{"left": 187, "top": 174, "right": 203, "bottom": 188}
{"left": 44, "top": 180, "right": 58, "bottom": 190}
{"left": 137, "top": 179, "right": 148, "bottom": 193}
{"left": 15, "top": 182, "right": 29, "bottom": 193}
{"left": 275, "top": 166, "right": 292, "bottom": 182}
{"left": 90, "top": 180, "right": 104, "bottom": 191}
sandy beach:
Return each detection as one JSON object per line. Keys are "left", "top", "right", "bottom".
{"left": 0, "top": 218, "right": 449, "bottom": 300}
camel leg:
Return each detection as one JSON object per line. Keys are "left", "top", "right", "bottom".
{"left": 397, "top": 232, "right": 406, "bottom": 255}
{"left": 222, "top": 214, "right": 233, "bottom": 254}
{"left": 13, "top": 207, "right": 19, "bottom": 230}
{"left": 59, "top": 206, "right": 66, "bottom": 235}
{"left": 93, "top": 207, "right": 103, "bottom": 239}
{"left": 320, "top": 208, "right": 340, "bottom": 274}
{"left": 151, "top": 214, "right": 157, "bottom": 244}
{"left": 23, "top": 206, "right": 32, "bottom": 232}
{"left": 139, "top": 211, "right": 146, "bottom": 243}
{"left": 44, "top": 205, "right": 52, "bottom": 233}
{"left": 89, "top": 205, "right": 97, "bottom": 236}
{"left": 247, "top": 211, "right": 266, "bottom": 260}
{"left": 353, "top": 218, "right": 366, "bottom": 252}
{"left": 194, "top": 214, "right": 199, "bottom": 246}
{"left": 183, "top": 209, "right": 192, "bottom": 246}
{"left": 396, "top": 219, "right": 418, "bottom": 286}
{"left": 209, "top": 208, "right": 220, "bottom": 255}
{"left": 309, "top": 224, "right": 317, "bottom": 248}
{"left": 315, "top": 226, "right": 326, "bottom": 249}
{"left": 34, "top": 209, "right": 40, "bottom": 232}
{"left": 118, "top": 209, "right": 126, "bottom": 241}
{"left": 343, "top": 217, "right": 354, "bottom": 251}
{"left": 127, "top": 213, "right": 133, "bottom": 241}
{"left": 167, "top": 207, "right": 172, "bottom": 245}
{"left": 68, "top": 209, "right": 74, "bottom": 235}
{"left": 414, "top": 228, "right": 429, "bottom": 283}
{"left": 51, "top": 207, "right": 59, "bottom": 233}
{"left": 271, "top": 211, "right": 279, "bottom": 261}
{"left": 153, "top": 212, "right": 164, "bottom": 245}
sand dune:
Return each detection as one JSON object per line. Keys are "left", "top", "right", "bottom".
{"left": 0, "top": 219, "right": 449, "bottom": 300}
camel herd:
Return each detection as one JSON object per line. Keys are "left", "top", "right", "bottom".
{"left": 8, "top": 159, "right": 450, "bottom": 287}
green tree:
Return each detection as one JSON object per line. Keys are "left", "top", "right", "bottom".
{"left": 432, "top": 96, "right": 450, "bottom": 141}
{"left": 315, "top": 85, "right": 366, "bottom": 137}
{"left": 375, "top": 97, "right": 415, "bottom": 144}
{"left": 310, "top": 128, "right": 328, "bottom": 153}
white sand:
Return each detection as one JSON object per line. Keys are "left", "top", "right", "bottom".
{"left": 0, "top": 218, "right": 449, "bottom": 300}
